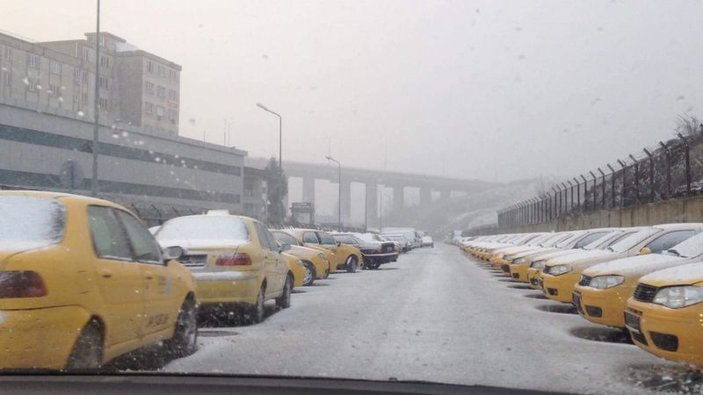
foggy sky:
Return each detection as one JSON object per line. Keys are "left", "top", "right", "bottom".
{"left": 4, "top": 0, "right": 703, "bottom": 182}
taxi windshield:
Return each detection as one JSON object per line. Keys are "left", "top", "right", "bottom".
{"left": 608, "top": 228, "right": 659, "bottom": 253}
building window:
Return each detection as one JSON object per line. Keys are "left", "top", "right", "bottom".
{"left": 157, "top": 65, "right": 165, "bottom": 76}
{"left": 99, "top": 56, "right": 110, "bottom": 68}
{"left": 99, "top": 76, "right": 109, "bottom": 90}
{"left": 156, "top": 85, "right": 165, "bottom": 99}
{"left": 145, "top": 81, "right": 154, "bottom": 95}
{"left": 98, "top": 97, "right": 108, "bottom": 110}
{"left": 168, "top": 89, "right": 177, "bottom": 101}
{"left": 50, "top": 60, "right": 61, "bottom": 75}
{"left": 167, "top": 109, "right": 178, "bottom": 124}
{"left": 2, "top": 46, "right": 11, "bottom": 61}
{"left": 169, "top": 69, "right": 177, "bottom": 81}
{"left": 2, "top": 71, "right": 10, "bottom": 87}
{"left": 26, "top": 54, "right": 40, "bottom": 69}
{"left": 82, "top": 71, "right": 89, "bottom": 83}
{"left": 82, "top": 47, "right": 91, "bottom": 62}
{"left": 146, "top": 61, "right": 154, "bottom": 73}
{"left": 26, "top": 77, "right": 38, "bottom": 92}
{"left": 145, "top": 102, "right": 154, "bottom": 114}
{"left": 48, "top": 83, "right": 61, "bottom": 96}
{"left": 156, "top": 105, "right": 165, "bottom": 118}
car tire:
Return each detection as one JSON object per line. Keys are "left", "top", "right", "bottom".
{"left": 346, "top": 255, "right": 358, "bottom": 273}
{"left": 165, "top": 297, "right": 198, "bottom": 358}
{"left": 367, "top": 260, "right": 380, "bottom": 270}
{"left": 244, "top": 285, "right": 265, "bottom": 325}
{"left": 302, "top": 261, "right": 316, "bottom": 286}
{"left": 65, "top": 322, "right": 103, "bottom": 371}
{"left": 276, "top": 274, "right": 293, "bottom": 309}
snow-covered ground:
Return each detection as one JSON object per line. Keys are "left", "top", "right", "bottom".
{"left": 154, "top": 244, "right": 682, "bottom": 394}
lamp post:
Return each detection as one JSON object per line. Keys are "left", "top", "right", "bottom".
{"left": 256, "top": 103, "right": 282, "bottom": 170}
{"left": 91, "top": 0, "right": 101, "bottom": 196}
{"left": 326, "top": 155, "right": 342, "bottom": 230}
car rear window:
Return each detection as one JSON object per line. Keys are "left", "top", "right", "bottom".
{"left": 156, "top": 215, "right": 249, "bottom": 245}
{"left": 0, "top": 195, "right": 65, "bottom": 250}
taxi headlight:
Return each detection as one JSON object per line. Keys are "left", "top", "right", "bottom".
{"left": 589, "top": 275, "right": 625, "bottom": 289}
{"left": 549, "top": 264, "right": 571, "bottom": 276}
{"left": 513, "top": 257, "right": 527, "bottom": 265}
{"left": 653, "top": 286, "right": 703, "bottom": 309}
{"left": 530, "top": 260, "right": 546, "bottom": 269}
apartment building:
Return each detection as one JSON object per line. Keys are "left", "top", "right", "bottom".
{"left": 0, "top": 30, "right": 180, "bottom": 135}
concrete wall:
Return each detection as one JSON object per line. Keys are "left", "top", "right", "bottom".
{"left": 499, "top": 195, "right": 703, "bottom": 234}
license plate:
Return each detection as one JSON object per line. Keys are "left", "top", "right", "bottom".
{"left": 624, "top": 311, "right": 642, "bottom": 334}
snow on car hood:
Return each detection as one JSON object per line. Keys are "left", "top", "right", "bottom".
{"left": 548, "top": 249, "right": 615, "bottom": 266}
{"left": 529, "top": 248, "right": 582, "bottom": 262}
{"left": 638, "top": 261, "right": 703, "bottom": 286}
{"left": 583, "top": 254, "right": 686, "bottom": 278}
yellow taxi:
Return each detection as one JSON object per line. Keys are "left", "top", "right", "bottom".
{"left": 0, "top": 191, "right": 197, "bottom": 370}
{"left": 281, "top": 252, "right": 307, "bottom": 288}
{"left": 541, "top": 224, "right": 701, "bottom": 303}
{"left": 575, "top": 231, "right": 703, "bottom": 329}
{"left": 156, "top": 211, "right": 294, "bottom": 324}
{"left": 281, "top": 229, "right": 363, "bottom": 273}
{"left": 272, "top": 230, "right": 333, "bottom": 283}
{"left": 625, "top": 262, "right": 703, "bottom": 366}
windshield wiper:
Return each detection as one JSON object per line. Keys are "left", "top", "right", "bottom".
{"left": 667, "top": 249, "right": 681, "bottom": 257}
{"left": 607, "top": 246, "right": 615, "bottom": 252}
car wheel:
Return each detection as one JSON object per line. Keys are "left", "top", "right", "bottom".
{"left": 244, "top": 285, "right": 265, "bottom": 325}
{"left": 367, "top": 260, "right": 380, "bottom": 270}
{"left": 165, "top": 297, "right": 198, "bottom": 358}
{"left": 276, "top": 274, "right": 293, "bottom": 309}
{"left": 346, "top": 255, "right": 358, "bottom": 273}
{"left": 65, "top": 322, "right": 103, "bottom": 371}
{"left": 302, "top": 261, "right": 316, "bottom": 286}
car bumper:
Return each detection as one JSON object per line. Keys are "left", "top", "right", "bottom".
{"left": 572, "top": 285, "right": 632, "bottom": 328}
{"left": 362, "top": 252, "right": 398, "bottom": 264}
{"left": 509, "top": 263, "right": 530, "bottom": 282}
{"left": 626, "top": 299, "right": 703, "bottom": 366}
{"left": 0, "top": 306, "right": 91, "bottom": 370}
{"left": 541, "top": 272, "right": 580, "bottom": 303}
{"left": 192, "top": 271, "right": 260, "bottom": 306}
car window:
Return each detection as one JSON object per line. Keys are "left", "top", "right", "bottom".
{"left": 303, "top": 232, "right": 319, "bottom": 244}
{"left": 255, "top": 223, "right": 274, "bottom": 250}
{"left": 318, "top": 232, "right": 337, "bottom": 245}
{"left": 645, "top": 230, "right": 696, "bottom": 254}
{"left": 334, "top": 235, "right": 357, "bottom": 245}
{"left": 273, "top": 232, "right": 299, "bottom": 246}
{"left": 263, "top": 228, "right": 280, "bottom": 251}
{"left": 115, "top": 210, "right": 162, "bottom": 264}
{"left": 573, "top": 231, "right": 609, "bottom": 249}
{"left": 88, "top": 206, "right": 132, "bottom": 261}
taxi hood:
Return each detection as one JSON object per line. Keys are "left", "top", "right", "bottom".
{"left": 638, "top": 261, "right": 703, "bottom": 287}
{"left": 583, "top": 254, "right": 686, "bottom": 278}
{"left": 548, "top": 249, "right": 615, "bottom": 266}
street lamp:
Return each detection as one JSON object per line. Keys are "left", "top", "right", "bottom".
{"left": 256, "top": 103, "right": 282, "bottom": 170}
{"left": 326, "top": 155, "right": 341, "bottom": 230}
{"left": 91, "top": 0, "right": 101, "bottom": 196}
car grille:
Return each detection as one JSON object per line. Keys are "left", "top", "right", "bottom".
{"left": 651, "top": 332, "right": 679, "bottom": 352}
{"left": 578, "top": 275, "right": 592, "bottom": 287}
{"left": 382, "top": 244, "right": 394, "bottom": 252}
{"left": 179, "top": 254, "right": 208, "bottom": 267}
{"left": 633, "top": 283, "right": 659, "bottom": 303}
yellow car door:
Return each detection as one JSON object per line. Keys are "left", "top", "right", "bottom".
{"left": 255, "top": 222, "right": 284, "bottom": 297}
{"left": 115, "top": 210, "right": 178, "bottom": 336}
{"left": 87, "top": 206, "right": 145, "bottom": 349}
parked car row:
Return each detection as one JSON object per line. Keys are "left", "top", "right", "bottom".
{"left": 459, "top": 225, "right": 703, "bottom": 367}
{"left": 0, "top": 191, "right": 414, "bottom": 371}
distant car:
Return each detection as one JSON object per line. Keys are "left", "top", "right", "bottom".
{"left": 0, "top": 191, "right": 198, "bottom": 370}
{"left": 281, "top": 229, "right": 363, "bottom": 273}
{"left": 271, "top": 230, "right": 332, "bottom": 285}
{"left": 383, "top": 234, "right": 412, "bottom": 252}
{"left": 421, "top": 235, "right": 434, "bottom": 248}
{"left": 156, "top": 212, "right": 294, "bottom": 324}
{"left": 332, "top": 233, "right": 398, "bottom": 269}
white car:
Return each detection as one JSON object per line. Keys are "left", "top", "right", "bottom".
{"left": 421, "top": 235, "right": 434, "bottom": 248}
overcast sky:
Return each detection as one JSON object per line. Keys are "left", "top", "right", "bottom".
{"left": 4, "top": 0, "right": 703, "bottom": 182}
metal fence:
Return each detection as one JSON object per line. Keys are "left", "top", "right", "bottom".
{"left": 497, "top": 131, "right": 703, "bottom": 228}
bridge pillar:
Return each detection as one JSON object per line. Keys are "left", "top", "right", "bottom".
{"left": 366, "top": 182, "right": 378, "bottom": 228}
{"left": 440, "top": 187, "right": 451, "bottom": 200}
{"left": 393, "top": 185, "right": 404, "bottom": 211}
{"left": 340, "top": 181, "right": 351, "bottom": 225}
{"left": 420, "top": 186, "right": 431, "bottom": 206}
{"left": 302, "top": 176, "right": 315, "bottom": 203}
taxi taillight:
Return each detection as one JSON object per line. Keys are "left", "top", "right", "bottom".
{"left": 215, "top": 253, "right": 252, "bottom": 266}
{"left": 0, "top": 271, "right": 47, "bottom": 298}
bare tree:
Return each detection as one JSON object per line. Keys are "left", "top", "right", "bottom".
{"left": 674, "top": 114, "right": 702, "bottom": 137}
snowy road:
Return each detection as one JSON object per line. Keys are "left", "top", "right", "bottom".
{"left": 162, "top": 244, "right": 671, "bottom": 394}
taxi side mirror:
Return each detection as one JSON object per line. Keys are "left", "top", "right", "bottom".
{"left": 639, "top": 247, "right": 652, "bottom": 255}
{"left": 163, "top": 246, "right": 184, "bottom": 261}
{"left": 279, "top": 243, "right": 291, "bottom": 252}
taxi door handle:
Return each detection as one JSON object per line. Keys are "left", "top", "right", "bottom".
{"left": 100, "top": 269, "right": 112, "bottom": 278}
{"left": 144, "top": 271, "right": 154, "bottom": 280}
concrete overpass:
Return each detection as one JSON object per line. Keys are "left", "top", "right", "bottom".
{"left": 246, "top": 157, "right": 495, "bottom": 226}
